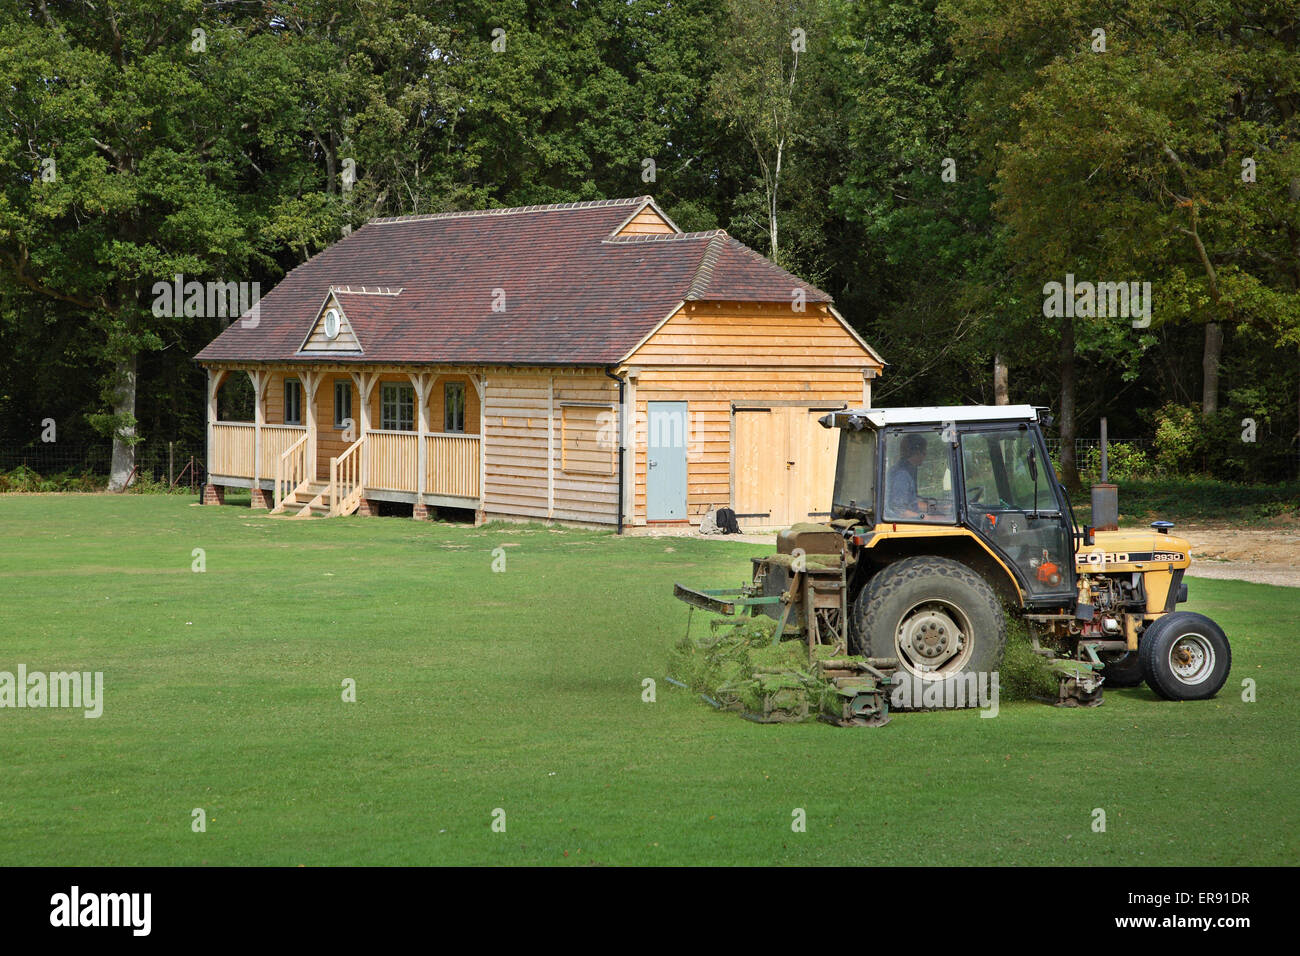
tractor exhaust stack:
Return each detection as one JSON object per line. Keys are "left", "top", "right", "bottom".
{"left": 1091, "top": 417, "right": 1119, "bottom": 531}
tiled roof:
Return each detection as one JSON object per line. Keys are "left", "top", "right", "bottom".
{"left": 195, "top": 197, "right": 834, "bottom": 366}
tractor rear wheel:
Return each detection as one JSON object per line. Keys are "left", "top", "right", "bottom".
{"left": 850, "top": 556, "right": 1006, "bottom": 685}
{"left": 1138, "top": 612, "right": 1231, "bottom": 701}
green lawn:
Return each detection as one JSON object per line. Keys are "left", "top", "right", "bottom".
{"left": 0, "top": 494, "right": 1296, "bottom": 866}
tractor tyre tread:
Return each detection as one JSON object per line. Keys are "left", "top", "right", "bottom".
{"left": 849, "top": 556, "right": 1006, "bottom": 678}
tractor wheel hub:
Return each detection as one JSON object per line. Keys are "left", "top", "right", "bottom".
{"left": 901, "top": 610, "right": 961, "bottom": 664}
{"left": 1169, "top": 634, "right": 1214, "bottom": 683}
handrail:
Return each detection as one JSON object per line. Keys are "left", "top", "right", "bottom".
{"left": 274, "top": 433, "right": 308, "bottom": 511}
{"left": 330, "top": 435, "right": 366, "bottom": 516}
{"left": 367, "top": 428, "right": 479, "bottom": 439}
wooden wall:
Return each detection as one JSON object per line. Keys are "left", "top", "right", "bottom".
{"left": 257, "top": 370, "right": 344, "bottom": 477}
{"left": 361, "top": 372, "right": 480, "bottom": 436}
{"left": 614, "top": 205, "right": 676, "bottom": 236}
{"left": 482, "top": 371, "right": 619, "bottom": 524}
{"left": 623, "top": 301, "right": 880, "bottom": 525}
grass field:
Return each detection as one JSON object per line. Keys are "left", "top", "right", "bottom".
{"left": 1, "top": 494, "right": 1296, "bottom": 866}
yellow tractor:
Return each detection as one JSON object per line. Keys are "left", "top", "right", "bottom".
{"left": 675, "top": 405, "right": 1231, "bottom": 716}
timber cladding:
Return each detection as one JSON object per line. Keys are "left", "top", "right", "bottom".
{"left": 482, "top": 371, "right": 619, "bottom": 524}
{"left": 623, "top": 300, "right": 876, "bottom": 527}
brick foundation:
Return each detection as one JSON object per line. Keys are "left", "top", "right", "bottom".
{"left": 201, "top": 483, "right": 225, "bottom": 505}
{"left": 412, "top": 501, "right": 431, "bottom": 521}
{"left": 357, "top": 497, "right": 376, "bottom": 517}
{"left": 249, "top": 487, "right": 269, "bottom": 510}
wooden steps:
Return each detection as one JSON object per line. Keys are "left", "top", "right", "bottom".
{"left": 269, "top": 479, "right": 366, "bottom": 518}
{"left": 271, "top": 480, "right": 330, "bottom": 517}
{"left": 293, "top": 487, "right": 331, "bottom": 518}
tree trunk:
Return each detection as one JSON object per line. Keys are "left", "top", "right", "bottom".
{"left": 993, "top": 353, "right": 1009, "bottom": 405}
{"left": 1058, "top": 318, "right": 1080, "bottom": 490}
{"left": 106, "top": 284, "right": 141, "bottom": 493}
{"left": 1201, "top": 321, "right": 1223, "bottom": 417}
{"left": 768, "top": 140, "right": 782, "bottom": 261}
{"left": 106, "top": 350, "right": 138, "bottom": 491}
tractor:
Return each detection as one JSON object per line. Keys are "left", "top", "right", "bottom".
{"left": 673, "top": 405, "right": 1231, "bottom": 721}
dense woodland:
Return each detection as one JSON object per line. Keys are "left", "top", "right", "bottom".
{"left": 2, "top": 0, "right": 1298, "bottom": 490}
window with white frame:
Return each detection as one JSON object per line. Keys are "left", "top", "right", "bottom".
{"left": 380, "top": 382, "right": 414, "bottom": 431}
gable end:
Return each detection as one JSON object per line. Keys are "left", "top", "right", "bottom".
{"left": 611, "top": 198, "right": 681, "bottom": 237}
{"left": 298, "top": 292, "right": 364, "bottom": 354}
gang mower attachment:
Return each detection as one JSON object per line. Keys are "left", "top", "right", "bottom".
{"left": 670, "top": 405, "right": 1232, "bottom": 725}
{"left": 671, "top": 551, "right": 894, "bottom": 726}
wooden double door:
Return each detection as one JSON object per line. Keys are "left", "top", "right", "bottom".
{"left": 732, "top": 404, "right": 840, "bottom": 527}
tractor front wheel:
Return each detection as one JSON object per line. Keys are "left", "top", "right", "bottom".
{"left": 1138, "top": 612, "right": 1231, "bottom": 701}
{"left": 850, "top": 556, "right": 1006, "bottom": 686}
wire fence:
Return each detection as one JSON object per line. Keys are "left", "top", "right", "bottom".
{"left": 1044, "top": 436, "right": 1299, "bottom": 481}
{"left": 1042, "top": 438, "right": 1155, "bottom": 457}
{"left": 0, "top": 441, "right": 206, "bottom": 489}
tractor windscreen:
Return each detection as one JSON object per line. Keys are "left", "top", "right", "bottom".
{"left": 831, "top": 428, "right": 876, "bottom": 520}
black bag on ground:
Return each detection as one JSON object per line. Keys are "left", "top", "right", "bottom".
{"left": 715, "top": 507, "right": 741, "bottom": 534}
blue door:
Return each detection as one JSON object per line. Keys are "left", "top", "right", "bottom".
{"left": 647, "top": 402, "right": 688, "bottom": 520}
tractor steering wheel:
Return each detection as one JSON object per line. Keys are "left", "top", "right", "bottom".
{"left": 920, "top": 496, "right": 950, "bottom": 517}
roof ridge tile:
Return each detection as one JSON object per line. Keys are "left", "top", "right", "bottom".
{"left": 684, "top": 233, "right": 728, "bottom": 299}
{"left": 369, "top": 196, "right": 650, "bottom": 226}
{"left": 603, "top": 229, "right": 727, "bottom": 244}
{"left": 331, "top": 285, "right": 403, "bottom": 296}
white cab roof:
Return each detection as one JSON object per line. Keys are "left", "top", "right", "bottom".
{"left": 846, "top": 405, "right": 1041, "bottom": 427}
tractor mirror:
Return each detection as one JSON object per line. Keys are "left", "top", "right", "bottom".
{"left": 1027, "top": 451, "right": 1038, "bottom": 482}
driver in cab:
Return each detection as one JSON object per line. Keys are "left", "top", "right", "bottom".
{"left": 888, "top": 433, "right": 934, "bottom": 520}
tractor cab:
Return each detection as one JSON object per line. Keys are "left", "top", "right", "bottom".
{"left": 822, "top": 405, "right": 1076, "bottom": 607}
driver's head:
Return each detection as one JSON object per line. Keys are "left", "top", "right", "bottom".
{"left": 902, "top": 433, "right": 928, "bottom": 464}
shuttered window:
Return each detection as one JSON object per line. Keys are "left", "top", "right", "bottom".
{"left": 561, "top": 404, "right": 616, "bottom": 476}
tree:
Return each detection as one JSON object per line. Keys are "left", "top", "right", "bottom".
{"left": 710, "top": 0, "right": 832, "bottom": 264}
{"left": 944, "top": 0, "right": 1300, "bottom": 484}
